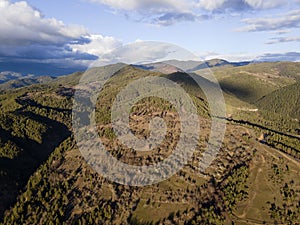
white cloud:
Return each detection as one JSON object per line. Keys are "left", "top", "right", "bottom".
{"left": 238, "top": 9, "right": 300, "bottom": 32}
{"left": 0, "top": 0, "right": 88, "bottom": 46}
{"left": 0, "top": 0, "right": 124, "bottom": 61}
{"left": 91, "top": 0, "right": 288, "bottom": 12}
{"left": 243, "top": 0, "right": 285, "bottom": 9}
{"left": 257, "top": 52, "right": 300, "bottom": 62}
{"left": 197, "top": 0, "right": 226, "bottom": 11}
{"left": 91, "top": 41, "right": 200, "bottom": 66}
{"left": 88, "top": 0, "right": 297, "bottom": 26}
{"left": 89, "top": 0, "right": 191, "bottom": 13}
{"left": 0, "top": 0, "right": 123, "bottom": 74}
{"left": 70, "top": 35, "right": 122, "bottom": 56}
{"left": 266, "top": 36, "right": 300, "bottom": 44}
{"left": 197, "top": 50, "right": 300, "bottom": 62}
{"left": 153, "top": 12, "right": 201, "bottom": 26}
{"left": 206, "top": 0, "right": 285, "bottom": 11}
{"left": 88, "top": 0, "right": 198, "bottom": 26}
{"left": 200, "top": 0, "right": 287, "bottom": 10}
{"left": 197, "top": 51, "right": 260, "bottom": 62}
{"left": 272, "top": 29, "right": 292, "bottom": 35}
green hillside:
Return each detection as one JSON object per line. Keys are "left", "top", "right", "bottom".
{"left": 0, "top": 63, "right": 299, "bottom": 225}
{"left": 0, "top": 85, "right": 72, "bottom": 217}
{"left": 194, "top": 62, "right": 300, "bottom": 106}
{"left": 256, "top": 81, "right": 300, "bottom": 119}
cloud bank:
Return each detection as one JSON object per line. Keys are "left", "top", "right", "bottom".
{"left": 0, "top": 0, "right": 122, "bottom": 75}
{"left": 0, "top": 0, "right": 88, "bottom": 46}
{"left": 257, "top": 52, "right": 300, "bottom": 62}
{"left": 266, "top": 36, "right": 300, "bottom": 44}
{"left": 238, "top": 9, "right": 300, "bottom": 32}
{"left": 89, "top": 0, "right": 295, "bottom": 26}
{"left": 92, "top": 41, "right": 200, "bottom": 66}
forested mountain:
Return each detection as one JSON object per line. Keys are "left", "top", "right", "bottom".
{"left": 256, "top": 81, "right": 300, "bottom": 120}
{"left": 0, "top": 62, "right": 299, "bottom": 225}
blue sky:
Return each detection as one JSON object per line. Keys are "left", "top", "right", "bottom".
{"left": 1, "top": 0, "right": 300, "bottom": 75}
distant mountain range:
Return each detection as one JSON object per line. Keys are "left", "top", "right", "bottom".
{"left": 1, "top": 60, "right": 300, "bottom": 98}
{"left": 0, "top": 58, "right": 252, "bottom": 79}
{"left": 0, "top": 71, "right": 32, "bottom": 84}
{"left": 134, "top": 59, "right": 252, "bottom": 74}
{"left": 0, "top": 58, "right": 251, "bottom": 89}
{"left": 164, "top": 59, "right": 251, "bottom": 72}
{"left": 0, "top": 76, "right": 56, "bottom": 91}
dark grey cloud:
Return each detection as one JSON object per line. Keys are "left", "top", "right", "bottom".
{"left": 0, "top": 43, "right": 96, "bottom": 61}
{"left": 0, "top": 1, "right": 119, "bottom": 76}
{"left": 0, "top": 42, "right": 99, "bottom": 76}
{"left": 0, "top": 60, "right": 88, "bottom": 76}
{"left": 0, "top": 36, "right": 99, "bottom": 76}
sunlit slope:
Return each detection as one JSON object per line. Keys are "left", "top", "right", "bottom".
{"left": 195, "top": 62, "right": 300, "bottom": 104}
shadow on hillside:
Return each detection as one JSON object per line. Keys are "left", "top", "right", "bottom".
{"left": 164, "top": 72, "right": 220, "bottom": 100}
{"left": 0, "top": 110, "right": 71, "bottom": 219}
{"left": 16, "top": 98, "right": 71, "bottom": 114}
{"left": 219, "top": 81, "right": 253, "bottom": 102}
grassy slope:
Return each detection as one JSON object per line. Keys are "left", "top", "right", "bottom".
{"left": 212, "top": 62, "right": 298, "bottom": 103}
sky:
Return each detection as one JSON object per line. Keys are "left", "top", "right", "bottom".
{"left": 1, "top": 0, "right": 300, "bottom": 75}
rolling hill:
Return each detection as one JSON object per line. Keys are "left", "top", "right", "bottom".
{"left": 0, "top": 62, "right": 299, "bottom": 225}
{"left": 197, "top": 61, "right": 300, "bottom": 104}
